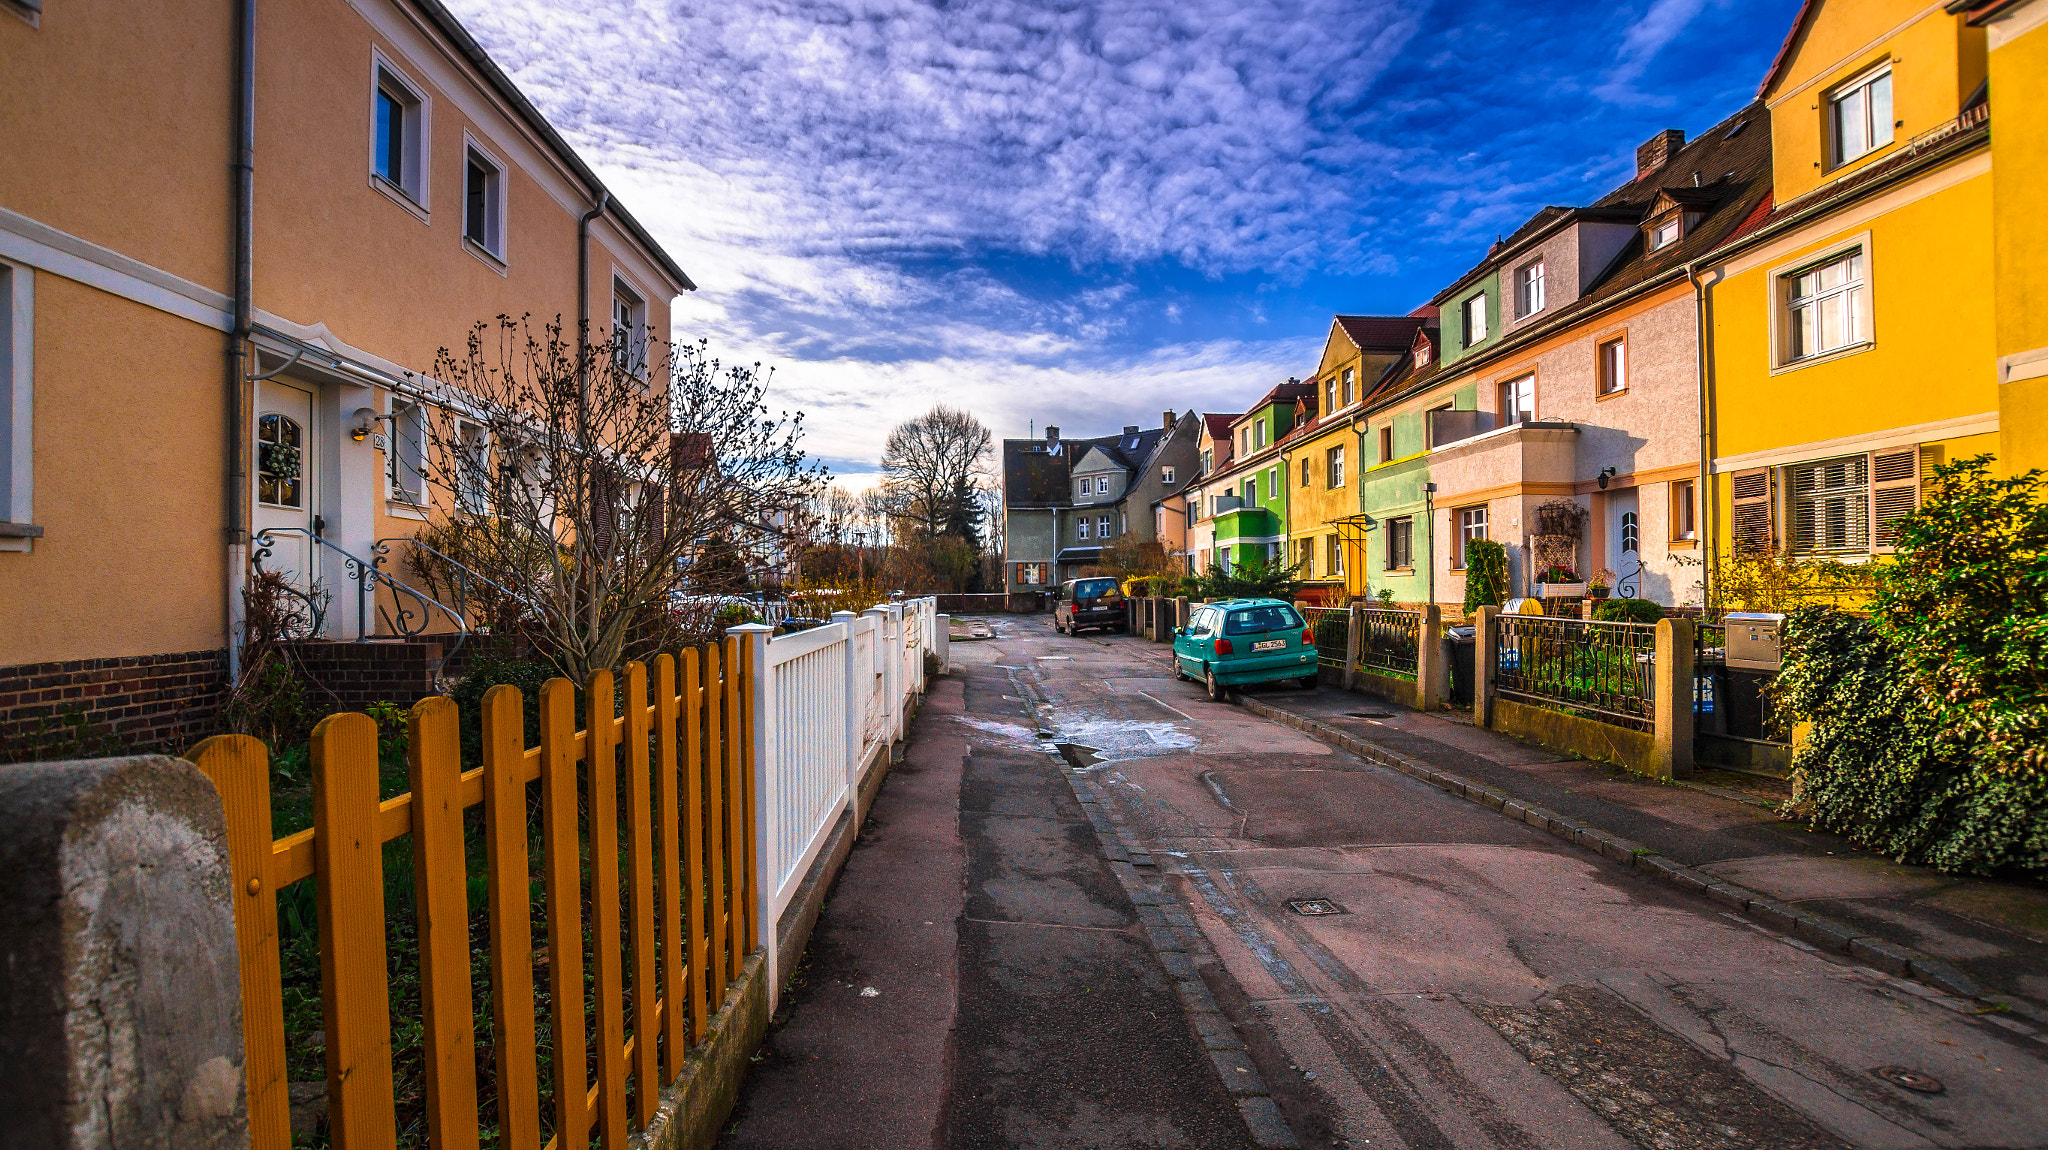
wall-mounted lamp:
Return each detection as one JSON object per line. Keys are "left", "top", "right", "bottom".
{"left": 350, "top": 407, "right": 392, "bottom": 450}
{"left": 1597, "top": 466, "right": 1617, "bottom": 490}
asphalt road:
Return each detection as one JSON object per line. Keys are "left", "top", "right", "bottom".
{"left": 988, "top": 613, "right": 2048, "bottom": 1150}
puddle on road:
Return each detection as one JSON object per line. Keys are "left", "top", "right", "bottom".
{"left": 954, "top": 716, "right": 1041, "bottom": 743}
{"left": 1046, "top": 713, "right": 1199, "bottom": 765}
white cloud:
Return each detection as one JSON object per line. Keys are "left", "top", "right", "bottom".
{"left": 1594, "top": 0, "right": 1719, "bottom": 106}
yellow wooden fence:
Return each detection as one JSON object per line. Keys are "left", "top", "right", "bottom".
{"left": 185, "top": 639, "right": 757, "bottom": 1150}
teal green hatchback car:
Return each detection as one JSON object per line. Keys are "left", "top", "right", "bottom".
{"left": 1172, "top": 598, "right": 1318, "bottom": 702}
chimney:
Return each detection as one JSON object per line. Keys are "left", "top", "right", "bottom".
{"left": 1045, "top": 425, "right": 1059, "bottom": 444}
{"left": 1163, "top": 409, "right": 1175, "bottom": 430}
{"left": 1636, "top": 129, "right": 1685, "bottom": 178}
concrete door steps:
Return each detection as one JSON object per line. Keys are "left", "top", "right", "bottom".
{"left": 1232, "top": 693, "right": 2048, "bottom": 1046}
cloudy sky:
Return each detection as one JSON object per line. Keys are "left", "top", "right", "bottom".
{"left": 447, "top": 0, "right": 1797, "bottom": 488}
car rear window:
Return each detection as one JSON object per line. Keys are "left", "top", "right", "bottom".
{"left": 1074, "top": 579, "right": 1119, "bottom": 598}
{"left": 1223, "top": 605, "right": 1303, "bottom": 635}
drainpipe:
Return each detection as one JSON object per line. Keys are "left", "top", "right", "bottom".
{"left": 1686, "top": 259, "right": 1714, "bottom": 611}
{"left": 225, "top": 0, "right": 256, "bottom": 682}
{"left": 575, "top": 192, "right": 608, "bottom": 638}
{"left": 1423, "top": 481, "right": 1436, "bottom": 611}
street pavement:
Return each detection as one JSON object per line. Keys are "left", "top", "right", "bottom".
{"left": 722, "top": 613, "right": 2048, "bottom": 1150}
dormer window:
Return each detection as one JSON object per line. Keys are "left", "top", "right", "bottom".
{"left": 1650, "top": 217, "right": 1681, "bottom": 250}
{"left": 1414, "top": 339, "right": 1433, "bottom": 368}
{"left": 1830, "top": 64, "right": 1893, "bottom": 166}
{"left": 1462, "top": 294, "right": 1488, "bottom": 346}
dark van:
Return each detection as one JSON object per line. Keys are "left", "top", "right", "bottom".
{"left": 1054, "top": 577, "right": 1126, "bottom": 634}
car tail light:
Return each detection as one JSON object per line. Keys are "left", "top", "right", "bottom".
{"left": 1302, "top": 630, "right": 1313, "bottom": 646}
{"left": 1215, "top": 638, "right": 1234, "bottom": 655}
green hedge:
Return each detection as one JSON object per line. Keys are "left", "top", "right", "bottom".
{"left": 1779, "top": 607, "right": 2048, "bottom": 876}
{"left": 1591, "top": 598, "right": 1662, "bottom": 624}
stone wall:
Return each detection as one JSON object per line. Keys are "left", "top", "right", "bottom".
{"left": 0, "top": 650, "right": 228, "bottom": 762}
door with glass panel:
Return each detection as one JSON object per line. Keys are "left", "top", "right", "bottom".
{"left": 253, "top": 379, "right": 318, "bottom": 597}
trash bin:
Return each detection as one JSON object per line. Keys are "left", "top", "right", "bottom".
{"left": 1446, "top": 624, "right": 1476, "bottom": 706}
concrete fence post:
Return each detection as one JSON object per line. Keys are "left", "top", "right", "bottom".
{"left": 1176, "top": 597, "right": 1190, "bottom": 630}
{"left": 1652, "top": 617, "right": 1696, "bottom": 779}
{"left": 1474, "top": 605, "right": 1499, "bottom": 728}
{"left": 0, "top": 756, "right": 248, "bottom": 1150}
{"left": 1343, "top": 603, "right": 1362, "bottom": 691}
{"left": 1153, "top": 597, "right": 1168, "bottom": 641}
{"left": 1417, "top": 604, "right": 1446, "bottom": 710}
{"left": 935, "top": 613, "right": 951, "bottom": 673}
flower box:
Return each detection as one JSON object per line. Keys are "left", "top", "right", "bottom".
{"left": 1534, "top": 581, "right": 1586, "bottom": 599}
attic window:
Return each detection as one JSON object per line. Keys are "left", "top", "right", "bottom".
{"left": 1650, "top": 217, "right": 1681, "bottom": 250}
{"left": 1725, "top": 119, "right": 1748, "bottom": 140}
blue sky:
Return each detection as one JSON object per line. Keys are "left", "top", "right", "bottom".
{"left": 447, "top": 0, "right": 1800, "bottom": 487}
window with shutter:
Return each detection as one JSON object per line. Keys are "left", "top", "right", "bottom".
{"left": 1730, "top": 467, "right": 1774, "bottom": 555}
{"left": 1868, "top": 446, "right": 1918, "bottom": 551}
{"left": 1787, "top": 455, "right": 1869, "bottom": 554}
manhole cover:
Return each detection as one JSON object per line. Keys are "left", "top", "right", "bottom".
{"left": 1871, "top": 1066, "right": 1945, "bottom": 1094}
{"left": 1287, "top": 898, "right": 1346, "bottom": 916}
{"left": 1346, "top": 711, "right": 1393, "bottom": 719}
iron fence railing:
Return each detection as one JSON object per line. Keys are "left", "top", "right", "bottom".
{"left": 1495, "top": 614, "right": 1656, "bottom": 732}
{"left": 1302, "top": 606, "right": 1348, "bottom": 669}
{"left": 1358, "top": 608, "right": 1421, "bottom": 675}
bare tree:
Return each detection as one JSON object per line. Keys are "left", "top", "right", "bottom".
{"left": 879, "top": 405, "right": 993, "bottom": 540}
{"left": 414, "top": 316, "right": 824, "bottom": 682}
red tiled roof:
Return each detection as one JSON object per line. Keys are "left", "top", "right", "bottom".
{"left": 1202, "top": 413, "right": 1241, "bottom": 441}
{"left": 1725, "top": 191, "right": 1775, "bottom": 245}
{"left": 1335, "top": 315, "right": 1429, "bottom": 351}
{"left": 1756, "top": 0, "right": 1817, "bottom": 99}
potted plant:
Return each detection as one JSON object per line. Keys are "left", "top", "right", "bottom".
{"left": 1532, "top": 565, "right": 1586, "bottom": 599}
{"left": 1588, "top": 568, "right": 1615, "bottom": 599}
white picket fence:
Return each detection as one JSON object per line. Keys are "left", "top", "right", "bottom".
{"left": 732, "top": 597, "right": 943, "bottom": 1002}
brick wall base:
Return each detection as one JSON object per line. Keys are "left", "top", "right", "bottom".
{"left": 0, "top": 650, "right": 228, "bottom": 763}
{"left": 282, "top": 639, "right": 447, "bottom": 713}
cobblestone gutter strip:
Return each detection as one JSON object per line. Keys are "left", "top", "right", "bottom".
{"left": 1040, "top": 735, "right": 1303, "bottom": 1147}
{"left": 1238, "top": 695, "right": 2048, "bottom": 1044}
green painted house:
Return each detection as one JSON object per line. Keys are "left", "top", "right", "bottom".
{"left": 1202, "top": 380, "right": 1314, "bottom": 574}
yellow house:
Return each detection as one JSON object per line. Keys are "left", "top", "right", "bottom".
{"left": 0, "top": 0, "right": 691, "bottom": 754}
{"left": 1282, "top": 316, "right": 1425, "bottom": 604}
{"left": 1700, "top": 0, "right": 1994, "bottom": 567}
{"left": 1961, "top": 0, "right": 2048, "bottom": 472}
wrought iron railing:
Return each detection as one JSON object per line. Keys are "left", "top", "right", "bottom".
{"left": 253, "top": 528, "right": 472, "bottom": 673}
{"left": 1358, "top": 608, "right": 1421, "bottom": 675}
{"left": 1495, "top": 614, "right": 1656, "bottom": 732}
{"left": 1302, "top": 607, "right": 1348, "bottom": 669}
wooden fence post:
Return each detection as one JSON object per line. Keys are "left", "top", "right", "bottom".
{"left": 584, "top": 669, "right": 629, "bottom": 1149}
{"left": 310, "top": 712, "right": 397, "bottom": 1149}
{"left": 408, "top": 697, "right": 480, "bottom": 1150}
{"left": 481, "top": 686, "right": 542, "bottom": 1150}
{"left": 1652, "top": 617, "right": 1696, "bottom": 780}
{"left": 623, "top": 662, "right": 660, "bottom": 1126}
{"left": 184, "top": 734, "right": 290, "bottom": 1150}
{"left": 538, "top": 678, "right": 589, "bottom": 1150}
{"left": 652, "top": 656, "right": 686, "bottom": 1084}
{"left": 1417, "top": 605, "right": 1446, "bottom": 711}
{"left": 1474, "top": 605, "right": 1499, "bottom": 728}
{"left": 1343, "top": 603, "right": 1362, "bottom": 691}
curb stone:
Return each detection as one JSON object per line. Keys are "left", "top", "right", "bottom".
{"left": 1056, "top": 760, "right": 1302, "bottom": 1148}
{"left": 1237, "top": 694, "right": 2045, "bottom": 1035}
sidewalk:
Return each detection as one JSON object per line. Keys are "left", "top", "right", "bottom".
{"left": 718, "top": 658, "right": 1264, "bottom": 1148}
{"left": 1234, "top": 680, "right": 2048, "bottom": 1021}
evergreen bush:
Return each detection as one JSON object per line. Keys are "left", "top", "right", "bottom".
{"left": 1461, "top": 539, "right": 1508, "bottom": 612}
{"left": 1591, "top": 598, "right": 1663, "bottom": 624}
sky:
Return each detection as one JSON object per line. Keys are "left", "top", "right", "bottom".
{"left": 445, "top": 0, "right": 1801, "bottom": 490}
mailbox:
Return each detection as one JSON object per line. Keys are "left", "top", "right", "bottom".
{"left": 1722, "top": 611, "right": 1785, "bottom": 672}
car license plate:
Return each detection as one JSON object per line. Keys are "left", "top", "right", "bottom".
{"left": 1252, "top": 639, "right": 1286, "bottom": 652}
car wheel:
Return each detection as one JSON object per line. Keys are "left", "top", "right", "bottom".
{"left": 1205, "top": 665, "right": 1229, "bottom": 704}
{"left": 1175, "top": 659, "right": 1193, "bottom": 682}
{"left": 1299, "top": 675, "right": 1319, "bottom": 691}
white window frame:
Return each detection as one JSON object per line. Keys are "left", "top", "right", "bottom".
{"left": 1324, "top": 377, "right": 1337, "bottom": 413}
{"left": 1077, "top": 479, "right": 1089, "bottom": 501}
{"left": 1463, "top": 293, "right": 1488, "bottom": 346}
{"left": 1771, "top": 236, "right": 1874, "bottom": 371}
{"left": 1597, "top": 336, "right": 1628, "bottom": 395}
{"left": 1499, "top": 373, "right": 1535, "bottom": 424}
{"left": 1161, "top": 465, "right": 1175, "bottom": 485}
{"left": 461, "top": 133, "right": 508, "bottom": 266}
{"left": 1, "top": 260, "right": 33, "bottom": 550}
{"left": 1328, "top": 444, "right": 1345, "bottom": 488}
{"left": 456, "top": 418, "right": 491, "bottom": 516}
{"left": 385, "top": 395, "right": 429, "bottom": 515}
{"left": 1097, "top": 475, "right": 1112, "bottom": 495}
{"left": 1097, "top": 514, "right": 1112, "bottom": 539}
{"left": 1267, "top": 467, "right": 1279, "bottom": 502}
{"left": 1255, "top": 419, "right": 1267, "bottom": 449}
{"left": 1341, "top": 367, "right": 1355, "bottom": 405}
{"left": 1456, "top": 506, "right": 1489, "bottom": 567}
{"left": 1650, "top": 217, "right": 1680, "bottom": 250}
{"left": 1077, "top": 516, "right": 1091, "bottom": 540}
{"left": 1328, "top": 534, "right": 1343, "bottom": 577}
{"left": 1787, "top": 454, "right": 1870, "bottom": 554}
{"left": 1673, "top": 479, "right": 1697, "bottom": 541}
{"left": 369, "top": 50, "right": 430, "bottom": 218}
{"left": 611, "top": 272, "right": 648, "bottom": 379}
{"left": 1514, "top": 259, "right": 1546, "bottom": 318}
{"left": 1830, "top": 63, "right": 1894, "bottom": 167}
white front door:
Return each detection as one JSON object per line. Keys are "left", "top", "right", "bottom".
{"left": 1608, "top": 487, "right": 1641, "bottom": 595}
{"left": 253, "top": 379, "right": 317, "bottom": 593}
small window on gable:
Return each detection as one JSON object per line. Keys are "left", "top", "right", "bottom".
{"left": 1341, "top": 367, "right": 1355, "bottom": 405}
{"left": 371, "top": 59, "right": 428, "bottom": 207}
{"left": 1161, "top": 465, "right": 1175, "bottom": 485}
{"left": 463, "top": 142, "right": 506, "bottom": 260}
{"left": 1514, "top": 260, "right": 1545, "bottom": 318}
{"left": 612, "top": 276, "right": 647, "bottom": 377}
{"left": 1831, "top": 64, "right": 1894, "bottom": 167}
{"left": 1324, "top": 377, "right": 1337, "bottom": 413}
